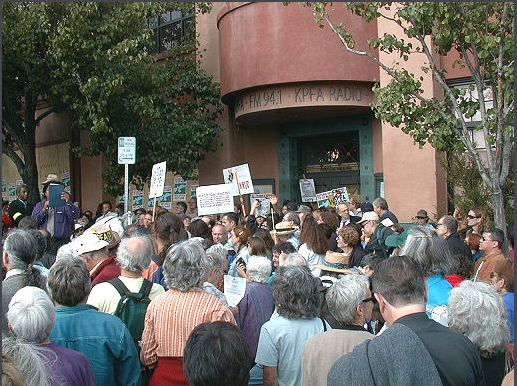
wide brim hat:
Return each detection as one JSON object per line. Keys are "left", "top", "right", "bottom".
{"left": 272, "top": 221, "right": 297, "bottom": 236}
{"left": 385, "top": 230, "right": 408, "bottom": 248}
{"left": 357, "top": 211, "right": 380, "bottom": 224}
{"left": 72, "top": 231, "right": 109, "bottom": 256}
{"left": 90, "top": 224, "right": 120, "bottom": 250}
{"left": 315, "top": 251, "right": 353, "bottom": 274}
{"left": 41, "top": 173, "right": 62, "bottom": 185}
{"left": 416, "top": 209, "right": 429, "bottom": 218}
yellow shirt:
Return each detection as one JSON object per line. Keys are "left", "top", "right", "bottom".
{"left": 87, "top": 276, "right": 165, "bottom": 314}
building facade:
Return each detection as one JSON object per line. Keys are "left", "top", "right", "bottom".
{"left": 3, "top": 2, "right": 471, "bottom": 221}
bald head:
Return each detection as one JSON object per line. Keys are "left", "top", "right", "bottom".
{"left": 212, "top": 224, "right": 227, "bottom": 244}
{"left": 116, "top": 235, "right": 154, "bottom": 273}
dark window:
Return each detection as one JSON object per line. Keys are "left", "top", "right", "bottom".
{"left": 148, "top": 11, "right": 194, "bottom": 53}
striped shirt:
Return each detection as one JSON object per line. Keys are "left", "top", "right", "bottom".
{"left": 140, "top": 288, "right": 235, "bottom": 366}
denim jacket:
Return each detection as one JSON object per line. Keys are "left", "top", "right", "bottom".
{"left": 50, "top": 304, "right": 140, "bottom": 386}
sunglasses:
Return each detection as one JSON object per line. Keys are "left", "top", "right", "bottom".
{"left": 467, "top": 215, "right": 481, "bottom": 219}
{"left": 415, "top": 216, "right": 427, "bottom": 219}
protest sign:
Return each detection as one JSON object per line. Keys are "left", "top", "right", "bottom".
{"left": 223, "top": 275, "right": 247, "bottom": 307}
{"left": 223, "top": 164, "right": 254, "bottom": 196}
{"left": 316, "top": 190, "right": 334, "bottom": 208}
{"left": 299, "top": 179, "right": 317, "bottom": 202}
{"left": 190, "top": 184, "right": 198, "bottom": 199}
{"left": 8, "top": 184, "right": 16, "bottom": 200}
{"left": 250, "top": 193, "right": 271, "bottom": 217}
{"left": 315, "top": 186, "right": 349, "bottom": 208}
{"left": 61, "top": 172, "right": 71, "bottom": 193}
{"left": 149, "top": 161, "right": 166, "bottom": 199}
{"left": 332, "top": 187, "right": 349, "bottom": 205}
{"left": 196, "top": 184, "right": 234, "bottom": 216}
{"left": 2, "top": 179, "right": 7, "bottom": 200}
{"left": 162, "top": 186, "right": 172, "bottom": 204}
{"left": 132, "top": 190, "right": 143, "bottom": 209}
{"left": 174, "top": 180, "right": 187, "bottom": 201}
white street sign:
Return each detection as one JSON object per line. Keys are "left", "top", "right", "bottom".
{"left": 149, "top": 161, "right": 167, "bottom": 199}
{"left": 118, "top": 137, "right": 136, "bottom": 165}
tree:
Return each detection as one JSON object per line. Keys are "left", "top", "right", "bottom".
{"left": 2, "top": 2, "right": 221, "bottom": 203}
{"left": 310, "top": 2, "right": 513, "bottom": 231}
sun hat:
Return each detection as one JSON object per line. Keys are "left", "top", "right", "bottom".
{"left": 41, "top": 174, "right": 62, "bottom": 185}
{"left": 357, "top": 211, "right": 380, "bottom": 225}
{"left": 72, "top": 231, "right": 109, "bottom": 256}
{"left": 272, "top": 221, "right": 297, "bottom": 236}
{"left": 315, "top": 250, "right": 355, "bottom": 274}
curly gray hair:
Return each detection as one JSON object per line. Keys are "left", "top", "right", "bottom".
{"left": 399, "top": 225, "right": 455, "bottom": 276}
{"left": 448, "top": 280, "right": 510, "bottom": 358}
{"left": 326, "top": 274, "right": 369, "bottom": 324}
{"left": 116, "top": 235, "right": 154, "bottom": 272}
{"left": 273, "top": 266, "right": 321, "bottom": 319}
{"left": 163, "top": 239, "right": 210, "bottom": 291}
{"left": 246, "top": 255, "right": 272, "bottom": 283}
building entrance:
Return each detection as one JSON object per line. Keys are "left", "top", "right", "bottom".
{"left": 298, "top": 133, "right": 360, "bottom": 196}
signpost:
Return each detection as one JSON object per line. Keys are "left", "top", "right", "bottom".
{"left": 149, "top": 161, "right": 167, "bottom": 221}
{"left": 118, "top": 137, "right": 136, "bottom": 218}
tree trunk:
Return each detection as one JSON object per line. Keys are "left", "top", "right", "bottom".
{"left": 490, "top": 181, "right": 506, "bottom": 233}
{"left": 22, "top": 148, "right": 41, "bottom": 207}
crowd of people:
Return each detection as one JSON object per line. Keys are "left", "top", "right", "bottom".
{"left": 1, "top": 173, "right": 515, "bottom": 386}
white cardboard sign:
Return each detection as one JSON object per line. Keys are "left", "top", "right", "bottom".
{"left": 299, "top": 179, "right": 317, "bottom": 202}
{"left": 196, "top": 184, "right": 234, "bottom": 216}
{"left": 223, "top": 163, "right": 254, "bottom": 196}
{"left": 149, "top": 161, "right": 167, "bottom": 198}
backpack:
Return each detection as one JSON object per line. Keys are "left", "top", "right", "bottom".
{"left": 108, "top": 278, "right": 152, "bottom": 355}
{"left": 367, "top": 225, "right": 393, "bottom": 259}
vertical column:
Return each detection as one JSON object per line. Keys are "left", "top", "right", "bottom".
{"left": 359, "top": 119, "right": 375, "bottom": 202}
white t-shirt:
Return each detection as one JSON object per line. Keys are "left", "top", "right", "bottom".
{"left": 298, "top": 243, "right": 325, "bottom": 277}
{"left": 87, "top": 276, "right": 165, "bottom": 314}
{"left": 255, "top": 316, "right": 331, "bottom": 386}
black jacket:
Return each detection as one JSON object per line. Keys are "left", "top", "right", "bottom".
{"left": 8, "top": 199, "right": 34, "bottom": 227}
{"left": 445, "top": 232, "right": 473, "bottom": 260}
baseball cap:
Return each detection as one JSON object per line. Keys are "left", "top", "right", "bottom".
{"left": 357, "top": 211, "right": 379, "bottom": 224}
{"left": 295, "top": 205, "right": 312, "bottom": 214}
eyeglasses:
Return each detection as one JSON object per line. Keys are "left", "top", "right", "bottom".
{"left": 415, "top": 216, "right": 427, "bottom": 220}
{"left": 436, "top": 223, "right": 443, "bottom": 226}
{"left": 467, "top": 215, "right": 480, "bottom": 219}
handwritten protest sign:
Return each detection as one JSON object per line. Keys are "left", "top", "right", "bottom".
{"left": 250, "top": 193, "right": 271, "bottom": 217}
{"left": 196, "top": 184, "right": 234, "bottom": 216}
{"left": 223, "top": 164, "right": 254, "bottom": 196}
{"left": 299, "top": 179, "right": 317, "bottom": 202}
{"left": 224, "top": 275, "right": 247, "bottom": 307}
{"left": 332, "top": 187, "right": 349, "bottom": 205}
{"left": 149, "top": 161, "right": 166, "bottom": 199}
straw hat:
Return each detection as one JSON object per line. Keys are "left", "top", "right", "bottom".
{"left": 315, "top": 250, "right": 354, "bottom": 274}
{"left": 272, "top": 221, "right": 297, "bottom": 236}
{"left": 90, "top": 224, "right": 120, "bottom": 250}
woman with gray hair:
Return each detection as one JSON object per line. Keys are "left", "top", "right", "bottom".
{"left": 301, "top": 274, "right": 375, "bottom": 386}
{"left": 236, "top": 255, "right": 275, "bottom": 384}
{"left": 203, "top": 251, "right": 228, "bottom": 306}
{"left": 140, "top": 239, "right": 235, "bottom": 386}
{"left": 448, "top": 280, "right": 510, "bottom": 386}
{"left": 2, "top": 229, "right": 46, "bottom": 333}
{"left": 6, "top": 286, "right": 95, "bottom": 386}
{"left": 399, "top": 225, "right": 455, "bottom": 306}
{"left": 255, "top": 265, "right": 330, "bottom": 386}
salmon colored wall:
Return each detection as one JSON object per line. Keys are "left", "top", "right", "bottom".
{"left": 372, "top": 118, "right": 383, "bottom": 174}
{"left": 218, "top": 2, "right": 379, "bottom": 98}
{"left": 377, "top": 16, "right": 447, "bottom": 222}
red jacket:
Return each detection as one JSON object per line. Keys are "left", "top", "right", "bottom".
{"left": 90, "top": 254, "right": 121, "bottom": 287}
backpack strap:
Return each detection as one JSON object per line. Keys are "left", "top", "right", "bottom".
{"left": 108, "top": 278, "right": 130, "bottom": 297}
{"left": 139, "top": 279, "right": 153, "bottom": 297}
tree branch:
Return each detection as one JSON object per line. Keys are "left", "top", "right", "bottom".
{"left": 2, "top": 140, "right": 26, "bottom": 175}
{"left": 499, "top": 129, "right": 512, "bottom": 185}
{"left": 34, "top": 106, "right": 56, "bottom": 126}
{"left": 411, "top": 28, "right": 492, "bottom": 187}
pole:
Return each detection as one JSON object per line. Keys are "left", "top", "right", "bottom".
{"left": 124, "top": 164, "right": 129, "bottom": 214}
{"left": 234, "top": 171, "right": 247, "bottom": 217}
{"left": 152, "top": 197, "right": 157, "bottom": 221}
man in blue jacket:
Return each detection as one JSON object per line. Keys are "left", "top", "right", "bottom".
{"left": 32, "top": 174, "right": 79, "bottom": 253}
